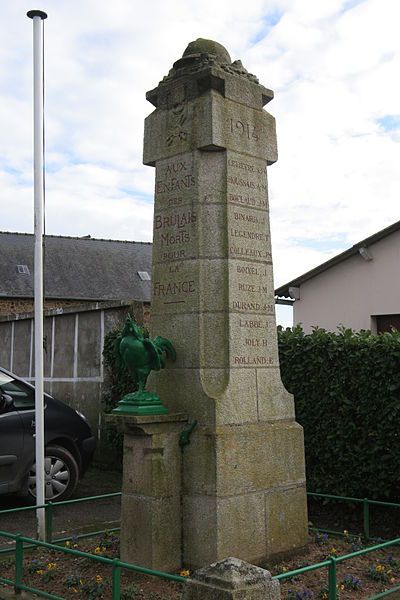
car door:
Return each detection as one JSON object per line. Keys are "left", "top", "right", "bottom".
{"left": 0, "top": 372, "right": 36, "bottom": 494}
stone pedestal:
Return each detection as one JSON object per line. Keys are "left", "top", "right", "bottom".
{"left": 108, "top": 413, "right": 187, "bottom": 571}
{"left": 182, "top": 557, "right": 281, "bottom": 600}
{"left": 144, "top": 38, "right": 308, "bottom": 568}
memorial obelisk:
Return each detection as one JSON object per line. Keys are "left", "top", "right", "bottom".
{"left": 144, "top": 39, "right": 308, "bottom": 568}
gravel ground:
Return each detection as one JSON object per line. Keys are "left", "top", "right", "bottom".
{"left": 0, "top": 467, "right": 122, "bottom": 547}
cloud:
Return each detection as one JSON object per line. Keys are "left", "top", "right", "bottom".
{"left": 1, "top": 0, "right": 400, "bottom": 330}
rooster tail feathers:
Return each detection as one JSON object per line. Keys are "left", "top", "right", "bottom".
{"left": 153, "top": 336, "right": 177, "bottom": 362}
{"left": 142, "top": 339, "right": 162, "bottom": 371}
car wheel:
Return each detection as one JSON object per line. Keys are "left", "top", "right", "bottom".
{"left": 28, "top": 445, "right": 79, "bottom": 502}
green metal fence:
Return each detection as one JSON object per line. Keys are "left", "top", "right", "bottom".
{"left": 273, "top": 536, "right": 400, "bottom": 600}
{"left": 0, "top": 491, "right": 122, "bottom": 552}
{"left": 0, "top": 530, "right": 186, "bottom": 599}
{"left": 0, "top": 491, "right": 399, "bottom": 599}
{"left": 308, "top": 492, "right": 400, "bottom": 541}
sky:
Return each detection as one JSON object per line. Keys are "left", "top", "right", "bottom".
{"left": 1, "top": 0, "right": 399, "bottom": 327}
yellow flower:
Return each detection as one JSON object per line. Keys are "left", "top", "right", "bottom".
{"left": 37, "top": 570, "right": 44, "bottom": 575}
{"left": 65, "top": 541, "right": 71, "bottom": 547}
{"left": 47, "top": 563, "right": 56, "bottom": 570}
{"left": 95, "top": 575, "right": 103, "bottom": 584}
{"left": 94, "top": 547, "right": 102, "bottom": 554}
{"left": 179, "top": 569, "right": 190, "bottom": 577}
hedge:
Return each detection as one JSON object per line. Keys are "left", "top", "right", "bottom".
{"left": 102, "top": 319, "right": 400, "bottom": 498}
{"left": 278, "top": 326, "right": 400, "bottom": 500}
{"left": 102, "top": 325, "right": 137, "bottom": 464}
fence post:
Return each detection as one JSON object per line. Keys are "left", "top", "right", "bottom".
{"left": 14, "top": 534, "right": 23, "bottom": 595}
{"left": 363, "top": 498, "right": 370, "bottom": 540}
{"left": 45, "top": 501, "right": 53, "bottom": 543}
{"left": 112, "top": 559, "right": 121, "bottom": 599}
{"left": 328, "top": 556, "right": 337, "bottom": 600}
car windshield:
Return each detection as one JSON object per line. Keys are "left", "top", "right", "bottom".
{"left": 0, "top": 372, "right": 14, "bottom": 386}
{"left": 0, "top": 371, "right": 35, "bottom": 409}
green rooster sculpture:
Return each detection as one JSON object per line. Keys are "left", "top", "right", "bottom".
{"left": 112, "top": 315, "right": 176, "bottom": 415}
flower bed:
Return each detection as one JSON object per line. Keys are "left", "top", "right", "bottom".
{"left": 269, "top": 531, "right": 400, "bottom": 599}
{"left": 0, "top": 530, "right": 400, "bottom": 599}
{"left": 0, "top": 531, "right": 183, "bottom": 599}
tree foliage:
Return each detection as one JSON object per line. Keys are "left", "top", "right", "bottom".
{"left": 278, "top": 326, "right": 400, "bottom": 500}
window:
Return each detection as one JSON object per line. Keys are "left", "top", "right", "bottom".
{"left": 375, "top": 314, "right": 400, "bottom": 334}
{"left": 0, "top": 377, "right": 35, "bottom": 409}
{"left": 138, "top": 271, "right": 151, "bottom": 281}
{"left": 16, "top": 265, "right": 30, "bottom": 274}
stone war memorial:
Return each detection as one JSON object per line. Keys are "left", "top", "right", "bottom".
{"left": 115, "top": 38, "right": 308, "bottom": 573}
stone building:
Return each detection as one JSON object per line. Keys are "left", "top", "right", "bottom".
{"left": 0, "top": 231, "right": 152, "bottom": 457}
{"left": 275, "top": 219, "right": 400, "bottom": 333}
{"left": 0, "top": 231, "right": 152, "bottom": 318}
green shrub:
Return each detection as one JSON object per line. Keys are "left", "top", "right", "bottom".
{"left": 101, "top": 321, "right": 138, "bottom": 464}
{"left": 278, "top": 326, "right": 400, "bottom": 499}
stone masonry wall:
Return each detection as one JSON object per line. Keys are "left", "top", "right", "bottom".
{"left": 0, "top": 298, "right": 94, "bottom": 318}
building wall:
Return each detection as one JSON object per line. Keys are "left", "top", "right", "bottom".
{"left": 293, "top": 229, "right": 400, "bottom": 333}
{"left": 0, "top": 298, "right": 95, "bottom": 317}
{"left": 0, "top": 300, "right": 145, "bottom": 463}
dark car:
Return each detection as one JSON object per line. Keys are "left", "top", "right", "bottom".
{"left": 0, "top": 367, "right": 96, "bottom": 501}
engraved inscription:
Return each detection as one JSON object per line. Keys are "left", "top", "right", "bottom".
{"left": 153, "top": 207, "right": 197, "bottom": 263}
{"left": 156, "top": 175, "right": 195, "bottom": 194}
{"left": 155, "top": 211, "right": 197, "bottom": 229}
{"left": 228, "top": 193, "right": 267, "bottom": 209}
{"left": 230, "top": 311, "right": 278, "bottom": 368}
{"left": 236, "top": 265, "right": 267, "bottom": 276}
{"left": 230, "top": 258, "right": 274, "bottom": 313}
{"left": 229, "top": 246, "right": 272, "bottom": 260}
{"left": 227, "top": 153, "right": 268, "bottom": 210}
{"left": 228, "top": 197, "right": 271, "bottom": 261}
{"left": 169, "top": 264, "right": 181, "bottom": 273}
{"left": 155, "top": 159, "right": 195, "bottom": 195}
{"left": 160, "top": 230, "right": 190, "bottom": 246}
{"left": 232, "top": 301, "right": 274, "bottom": 312}
{"left": 230, "top": 229, "right": 267, "bottom": 241}
{"left": 168, "top": 197, "right": 183, "bottom": 207}
{"left": 233, "top": 356, "right": 274, "bottom": 365}
{"left": 227, "top": 174, "right": 266, "bottom": 192}
{"left": 228, "top": 118, "right": 259, "bottom": 141}
{"left": 238, "top": 282, "right": 268, "bottom": 293}
{"left": 166, "top": 103, "right": 188, "bottom": 146}
{"left": 153, "top": 280, "right": 196, "bottom": 305}
{"left": 239, "top": 318, "right": 270, "bottom": 329}
{"left": 234, "top": 211, "right": 265, "bottom": 225}
{"left": 228, "top": 158, "right": 266, "bottom": 175}
{"left": 244, "top": 338, "right": 268, "bottom": 347}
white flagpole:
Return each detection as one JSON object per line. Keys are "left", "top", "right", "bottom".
{"left": 27, "top": 8, "right": 47, "bottom": 541}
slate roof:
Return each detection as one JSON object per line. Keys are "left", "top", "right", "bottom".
{"left": 0, "top": 232, "right": 152, "bottom": 302}
{"left": 275, "top": 219, "right": 400, "bottom": 298}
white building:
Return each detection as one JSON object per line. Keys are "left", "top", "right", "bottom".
{"left": 275, "top": 220, "right": 400, "bottom": 334}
